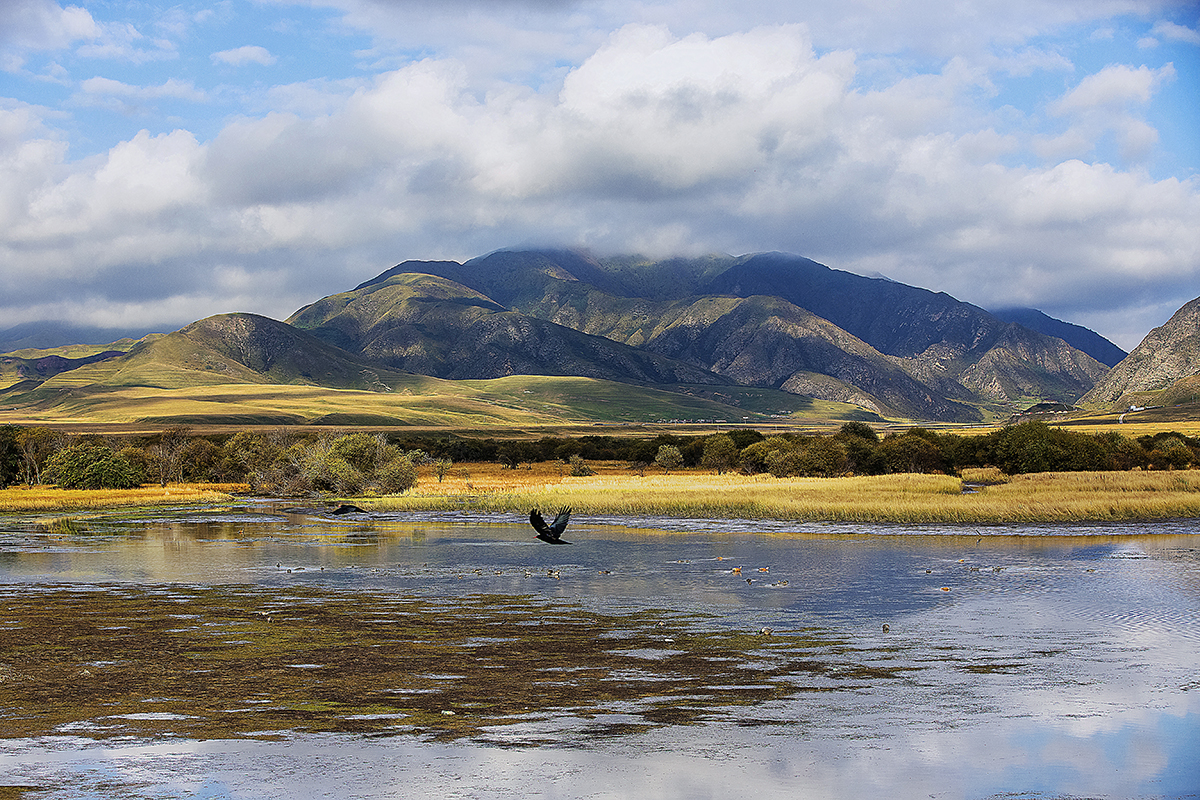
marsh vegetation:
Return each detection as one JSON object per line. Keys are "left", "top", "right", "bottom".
{"left": 1, "top": 421, "right": 1198, "bottom": 522}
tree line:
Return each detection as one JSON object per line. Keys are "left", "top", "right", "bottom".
{"left": 0, "top": 421, "right": 1196, "bottom": 492}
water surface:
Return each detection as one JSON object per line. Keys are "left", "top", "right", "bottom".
{"left": 0, "top": 505, "right": 1197, "bottom": 798}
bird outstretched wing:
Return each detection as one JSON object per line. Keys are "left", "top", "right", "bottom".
{"left": 529, "top": 507, "right": 572, "bottom": 543}
{"left": 530, "top": 508, "right": 552, "bottom": 536}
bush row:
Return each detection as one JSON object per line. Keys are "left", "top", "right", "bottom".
{"left": 0, "top": 421, "right": 1196, "bottom": 491}
{"left": 0, "top": 427, "right": 424, "bottom": 495}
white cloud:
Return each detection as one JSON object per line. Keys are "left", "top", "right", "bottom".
{"left": 0, "top": 1, "right": 98, "bottom": 52}
{"left": 211, "top": 45, "right": 277, "bottom": 67}
{"left": 1150, "top": 19, "right": 1200, "bottom": 45}
{"left": 1051, "top": 63, "right": 1175, "bottom": 114}
{"left": 1, "top": 11, "right": 1197, "bottom": 347}
{"left": 78, "top": 76, "right": 207, "bottom": 102}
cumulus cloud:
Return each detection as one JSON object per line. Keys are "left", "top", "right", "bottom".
{"left": 211, "top": 45, "right": 277, "bottom": 67}
{"left": 1040, "top": 63, "right": 1176, "bottom": 164}
{"left": 1051, "top": 63, "right": 1175, "bottom": 113}
{"left": 1150, "top": 19, "right": 1200, "bottom": 45}
{"left": 0, "top": 0, "right": 98, "bottom": 54}
{"left": 1, "top": 7, "right": 1197, "bottom": 350}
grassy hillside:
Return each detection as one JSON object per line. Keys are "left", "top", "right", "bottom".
{"left": 0, "top": 372, "right": 862, "bottom": 428}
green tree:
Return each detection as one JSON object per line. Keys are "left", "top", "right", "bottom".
{"left": 46, "top": 443, "right": 144, "bottom": 489}
{"left": 701, "top": 434, "right": 739, "bottom": 474}
{"left": 1148, "top": 437, "right": 1193, "bottom": 469}
{"left": 179, "top": 439, "right": 223, "bottom": 482}
{"left": 330, "top": 432, "right": 379, "bottom": 474}
{"left": 655, "top": 444, "right": 683, "bottom": 474}
{"left": 0, "top": 426, "right": 21, "bottom": 489}
{"left": 877, "top": 432, "right": 946, "bottom": 474}
{"left": 739, "top": 436, "right": 793, "bottom": 474}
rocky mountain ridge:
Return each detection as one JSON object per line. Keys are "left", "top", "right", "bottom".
{"left": 289, "top": 248, "right": 1115, "bottom": 421}
{"left": 1080, "top": 295, "right": 1200, "bottom": 410}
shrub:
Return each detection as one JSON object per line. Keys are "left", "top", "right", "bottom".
{"left": 569, "top": 454, "right": 595, "bottom": 476}
{"left": 379, "top": 456, "right": 418, "bottom": 493}
{"left": 655, "top": 444, "right": 683, "bottom": 474}
{"left": 877, "top": 432, "right": 946, "bottom": 474}
{"left": 47, "top": 443, "right": 144, "bottom": 489}
{"left": 330, "top": 432, "right": 380, "bottom": 473}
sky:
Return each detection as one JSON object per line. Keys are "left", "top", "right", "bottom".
{"left": 0, "top": 0, "right": 1197, "bottom": 351}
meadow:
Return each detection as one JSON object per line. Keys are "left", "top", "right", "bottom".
{"left": 358, "top": 461, "right": 1200, "bottom": 524}
{"left": 0, "top": 484, "right": 245, "bottom": 513}
{"left": 4, "top": 460, "right": 1199, "bottom": 522}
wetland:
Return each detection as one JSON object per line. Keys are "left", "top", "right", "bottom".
{"left": 0, "top": 504, "right": 1197, "bottom": 798}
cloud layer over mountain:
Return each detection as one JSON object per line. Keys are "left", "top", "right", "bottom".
{"left": 1, "top": 0, "right": 1197, "bottom": 350}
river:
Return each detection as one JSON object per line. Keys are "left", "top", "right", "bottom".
{"left": 0, "top": 504, "right": 1197, "bottom": 799}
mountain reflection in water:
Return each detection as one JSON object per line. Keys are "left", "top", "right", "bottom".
{"left": 0, "top": 508, "right": 1197, "bottom": 799}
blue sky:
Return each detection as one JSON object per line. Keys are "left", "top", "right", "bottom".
{"left": 1, "top": 0, "right": 1197, "bottom": 350}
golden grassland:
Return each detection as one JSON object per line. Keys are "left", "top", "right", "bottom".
{"left": 0, "top": 374, "right": 838, "bottom": 429}
{"left": 0, "top": 483, "right": 246, "bottom": 513}
{"left": 3, "top": 462, "right": 1199, "bottom": 523}
{"left": 360, "top": 461, "right": 1200, "bottom": 524}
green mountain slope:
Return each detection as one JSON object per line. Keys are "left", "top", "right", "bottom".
{"left": 35, "top": 313, "right": 406, "bottom": 392}
{"left": 288, "top": 273, "right": 730, "bottom": 386}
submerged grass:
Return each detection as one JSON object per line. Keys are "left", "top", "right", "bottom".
{"left": 365, "top": 463, "right": 1200, "bottom": 523}
{"left": 0, "top": 585, "right": 874, "bottom": 742}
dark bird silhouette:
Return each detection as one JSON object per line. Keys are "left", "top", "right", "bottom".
{"left": 530, "top": 507, "right": 572, "bottom": 544}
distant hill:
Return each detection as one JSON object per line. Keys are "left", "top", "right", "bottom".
{"left": 990, "top": 307, "right": 1126, "bottom": 367}
{"left": 0, "top": 321, "right": 162, "bottom": 355}
{"left": 1079, "top": 296, "right": 1200, "bottom": 410}
{"left": 1, "top": 350, "right": 126, "bottom": 391}
{"left": 33, "top": 313, "right": 411, "bottom": 392}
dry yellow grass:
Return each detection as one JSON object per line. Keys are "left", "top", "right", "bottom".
{"left": 6, "top": 463, "right": 1198, "bottom": 523}
{"left": 365, "top": 462, "right": 1200, "bottom": 523}
{"left": 0, "top": 484, "right": 246, "bottom": 512}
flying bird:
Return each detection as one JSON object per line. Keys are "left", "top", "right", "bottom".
{"left": 530, "top": 507, "right": 572, "bottom": 544}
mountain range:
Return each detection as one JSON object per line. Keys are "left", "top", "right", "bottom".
{"left": 287, "top": 249, "right": 1113, "bottom": 422}
{"left": 3, "top": 248, "right": 1167, "bottom": 426}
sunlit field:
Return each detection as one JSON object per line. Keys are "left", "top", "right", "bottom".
{"left": 4, "top": 461, "right": 1199, "bottom": 523}
{"left": 0, "top": 484, "right": 245, "bottom": 513}
{"left": 364, "top": 462, "right": 1200, "bottom": 524}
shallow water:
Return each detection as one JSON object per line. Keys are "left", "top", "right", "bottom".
{"left": 0, "top": 504, "right": 1198, "bottom": 799}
